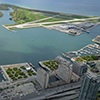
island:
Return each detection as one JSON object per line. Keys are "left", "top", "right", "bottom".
{"left": 0, "top": 5, "right": 9, "bottom": 18}
{"left": 0, "top": 5, "right": 9, "bottom": 10}
{"left": 0, "top": 12, "right": 3, "bottom": 17}
{"left": 1, "top": 3, "right": 100, "bottom": 35}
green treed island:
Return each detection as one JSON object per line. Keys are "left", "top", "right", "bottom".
{"left": 0, "top": 11, "right": 3, "bottom": 17}
{"left": 0, "top": 5, "right": 9, "bottom": 17}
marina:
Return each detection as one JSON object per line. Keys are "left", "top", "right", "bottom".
{"left": 62, "top": 44, "right": 100, "bottom": 59}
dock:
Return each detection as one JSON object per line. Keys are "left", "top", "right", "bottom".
{"left": 2, "top": 25, "right": 17, "bottom": 33}
{"left": 92, "top": 35, "right": 100, "bottom": 44}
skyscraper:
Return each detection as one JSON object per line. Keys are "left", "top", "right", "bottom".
{"left": 78, "top": 72, "right": 100, "bottom": 100}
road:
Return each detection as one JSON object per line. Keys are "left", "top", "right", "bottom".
{"left": 0, "top": 76, "right": 36, "bottom": 89}
{"left": 11, "top": 81, "right": 81, "bottom": 100}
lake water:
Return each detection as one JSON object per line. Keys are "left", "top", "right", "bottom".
{"left": 0, "top": 0, "right": 100, "bottom": 81}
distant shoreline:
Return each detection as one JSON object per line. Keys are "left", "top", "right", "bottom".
{"left": 1, "top": 3, "right": 100, "bottom": 35}
{"left": 0, "top": 3, "right": 93, "bottom": 17}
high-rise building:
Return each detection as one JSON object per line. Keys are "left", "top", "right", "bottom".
{"left": 78, "top": 72, "right": 100, "bottom": 100}
{"left": 36, "top": 68, "right": 49, "bottom": 89}
{"left": 72, "top": 60, "right": 88, "bottom": 76}
{"left": 56, "top": 64, "right": 72, "bottom": 83}
{"left": 56, "top": 64, "right": 80, "bottom": 83}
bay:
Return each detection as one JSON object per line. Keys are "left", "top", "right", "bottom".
{"left": 0, "top": 0, "right": 100, "bottom": 81}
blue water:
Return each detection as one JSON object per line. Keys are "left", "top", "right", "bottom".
{"left": 0, "top": 0, "right": 100, "bottom": 16}
{"left": 0, "top": 0, "right": 100, "bottom": 81}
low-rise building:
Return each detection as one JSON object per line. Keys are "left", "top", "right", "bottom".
{"left": 26, "top": 67, "right": 32, "bottom": 71}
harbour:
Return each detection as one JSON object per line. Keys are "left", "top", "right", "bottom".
{"left": 0, "top": 0, "right": 100, "bottom": 82}
{"left": 0, "top": 1, "right": 100, "bottom": 100}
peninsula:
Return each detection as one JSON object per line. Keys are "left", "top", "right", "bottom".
{"left": 1, "top": 3, "right": 100, "bottom": 35}
{"left": 0, "top": 12, "right": 3, "bottom": 17}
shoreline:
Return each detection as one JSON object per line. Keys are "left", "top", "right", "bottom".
{"left": 2, "top": 3, "right": 93, "bottom": 17}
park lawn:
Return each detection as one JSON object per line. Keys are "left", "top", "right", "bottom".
{"left": 12, "top": 8, "right": 48, "bottom": 24}
{"left": 35, "top": 17, "right": 69, "bottom": 23}
{"left": 75, "top": 55, "right": 98, "bottom": 62}
{"left": 6, "top": 67, "right": 27, "bottom": 81}
{"left": 88, "top": 19, "right": 100, "bottom": 22}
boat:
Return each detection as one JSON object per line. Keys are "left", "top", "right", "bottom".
{"left": 29, "top": 63, "right": 35, "bottom": 68}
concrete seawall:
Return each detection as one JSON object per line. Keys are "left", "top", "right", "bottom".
{"left": 0, "top": 66, "right": 11, "bottom": 81}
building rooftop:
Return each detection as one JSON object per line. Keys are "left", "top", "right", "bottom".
{"left": 73, "top": 60, "right": 87, "bottom": 67}
{"left": 59, "top": 64, "right": 72, "bottom": 71}
{"left": 55, "top": 56, "right": 70, "bottom": 66}
{"left": 26, "top": 67, "right": 32, "bottom": 70}
{"left": 38, "top": 67, "right": 48, "bottom": 75}
{"left": 85, "top": 72, "right": 100, "bottom": 82}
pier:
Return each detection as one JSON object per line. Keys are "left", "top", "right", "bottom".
{"left": 2, "top": 25, "right": 17, "bottom": 33}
